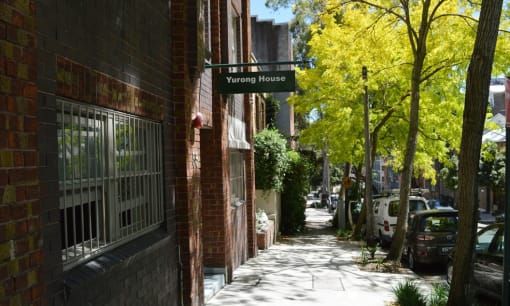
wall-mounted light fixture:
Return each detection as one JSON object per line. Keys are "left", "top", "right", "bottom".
{"left": 192, "top": 112, "right": 204, "bottom": 129}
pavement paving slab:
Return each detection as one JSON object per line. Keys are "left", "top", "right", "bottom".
{"left": 206, "top": 207, "right": 436, "bottom": 306}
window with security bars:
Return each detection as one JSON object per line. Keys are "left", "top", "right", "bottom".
{"left": 229, "top": 150, "right": 246, "bottom": 206}
{"left": 57, "top": 100, "right": 164, "bottom": 269}
{"left": 203, "top": 0, "right": 211, "bottom": 59}
{"left": 231, "top": 9, "right": 242, "bottom": 72}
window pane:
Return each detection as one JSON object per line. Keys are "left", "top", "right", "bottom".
{"left": 230, "top": 151, "right": 245, "bottom": 205}
{"left": 389, "top": 201, "right": 399, "bottom": 217}
{"left": 58, "top": 109, "right": 104, "bottom": 181}
{"left": 422, "top": 216, "right": 457, "bottom": 232}
{"left": 57, "top": 100, "right": 164, "bottom": 269}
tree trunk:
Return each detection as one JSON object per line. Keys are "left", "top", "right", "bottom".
{"left": 363, "top": 67, "right": 375, "bottom": 243}
{"left": 386, "top": 72, "right": 421, "bottom": 261}
{"left": 339, "top": 162, "right": 352, "bottom": 229}
{"left": 386, "top": 0, "right": 430, "bottom": 261}
{"left": 447, "top": 1, "right": 503, "bottom": 305}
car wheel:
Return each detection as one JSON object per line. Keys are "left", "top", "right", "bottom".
{"left": 446, "top": 261, "right": 453, "bottom": 284}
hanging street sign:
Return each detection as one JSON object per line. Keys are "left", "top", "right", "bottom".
{"left": 217, "top": 70, "right": 295, "bottom": 94}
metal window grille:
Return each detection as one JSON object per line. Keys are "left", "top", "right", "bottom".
{"left": 229, "top": 151, "right": 246, "bottom": 205}
{"left": 231, "top": 12, "right": 242, "bottom": 72}
{"left": 203, "top": 0, "right": 211, "bottom": 56}
{"left": 57, "top": 100, "right": 164, "bottom": 269}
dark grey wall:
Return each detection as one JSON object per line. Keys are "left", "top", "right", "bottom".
{"left": 36, "top": 1, "right": 179, "bottom": 305}
{"left": 251, "top": 17, "right": 294, "bottom": 138}
{"left": 37, "top": 0, "right": 172, "bottom": 97}
{"left": 64, "top": 231, "right": 177, "bottom": 306}
{"left": 250, "top": 17, "right": 291, "bottom": 67}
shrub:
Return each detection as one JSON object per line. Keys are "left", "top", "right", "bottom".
{"left": 254, "top": 129, "right": 288, "bottom": 191}
{"left": 280, "top": 151, "right": 310, "bottom": 234}
{"left": 392, "top": 280, "right": 427, "bottom": 306}
{"left": 428, "top": 283, "right": 449, "bottom": 306}
{"left": 336, "top": 229, "right": 352, "bottom": 238}
{"left": 264, "top": 95, "right": 280, "bottom": 129}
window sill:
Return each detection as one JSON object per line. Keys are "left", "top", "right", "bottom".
{"left": 231, "top": 200, "right": 245, "bottom": 207}
{"left": 63, "top": 229, "right": 169, "bottom": 291}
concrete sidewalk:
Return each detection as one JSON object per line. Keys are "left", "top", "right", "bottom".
{"left": 206, "top": 208, "right": 438, "bottom": 306}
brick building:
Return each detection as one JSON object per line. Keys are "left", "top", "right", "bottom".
{"left": 1, "top": 1, "right": 255, "bottom": 306}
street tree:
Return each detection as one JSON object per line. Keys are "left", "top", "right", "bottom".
{"left": 288, "top": 0, "right": 472, "bottom": 258}
{"left": 351, "top": 0, "right": 480, "bottom": 262}
{"left": 440, "top": 141, "right": 506, "bottom": 208}
{"left": 447, "top": 2, "right": 504, "bottom": 303}
{"left": 439, "top": 153, "right": 459, "bottom": 193}
{"left": 479, "top": 141, "right": 505, "bottom": 199}
{"left": 270, "top": 2, "right": 509, "bottom": 274}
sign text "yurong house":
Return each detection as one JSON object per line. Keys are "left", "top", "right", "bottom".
{"left": 217, "top": 71, "right": 296, "bottom": 94}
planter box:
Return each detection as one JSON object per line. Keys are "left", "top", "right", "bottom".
{"left": 257, "top": 220, "right": 275, "bottom": 250}
{"left": 255, "top": 190, "right": 281, "bottom": 240}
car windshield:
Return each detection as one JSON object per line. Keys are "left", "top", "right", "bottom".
{"left": 420, "top": 215, "right": 457, "bottom": 232}
{"left": 477, "top": 226, "right": 503, "bottom": 254}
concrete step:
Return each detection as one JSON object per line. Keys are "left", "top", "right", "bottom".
{"left": 204, "top": 273, "right": 225, "bottom": 302}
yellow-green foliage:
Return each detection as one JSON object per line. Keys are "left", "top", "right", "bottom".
{"left": 289, "top": 0, "right": 509, "bottom": 179}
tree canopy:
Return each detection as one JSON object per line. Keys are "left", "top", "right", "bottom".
{"left": 270, "top": 0, "right": 509, "bottom": 261}
{"left": 289, "top": 0, "right": 475, "bottom": 181}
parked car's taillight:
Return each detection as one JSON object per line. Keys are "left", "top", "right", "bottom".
{"left": 417, "top": 234, "right": 435, "bottom": 241}
{"left": 384, "top": 220, "right": 390, "bottom": 231}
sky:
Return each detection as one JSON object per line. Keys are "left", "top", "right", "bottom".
{"left": 250, "top": 2, "right": 293, "bottom": 24}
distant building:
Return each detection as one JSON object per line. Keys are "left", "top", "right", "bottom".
{"left": 251, "top": 17, "right": 295, "bottom": 146}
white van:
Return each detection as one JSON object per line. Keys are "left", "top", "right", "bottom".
{"left": 372, "top": 192, "right": 430, "bottom": 246}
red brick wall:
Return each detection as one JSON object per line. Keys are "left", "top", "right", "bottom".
{"left": 0, "top": 1, "right": 43, "bottom": 305}
{"left": 172, "top": 0, "right": 255, "bottom": 303}
{"left": 202, "top": 0, "right": 257, "bottom": 280}
{"left": 172, "top": 1, "right": 205, "bottom": 306}
{"left": 37, "top": 0, "right": 179, "bottom": 304}
{"left": 55, "top": 56, "right": 165, "bottom": 120}
{"left": 201, "top": 0, "right": 231, "bottom": 281}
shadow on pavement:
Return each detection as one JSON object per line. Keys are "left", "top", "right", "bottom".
{"left": 206, "top": 207, "right": 435, "bottom": 306}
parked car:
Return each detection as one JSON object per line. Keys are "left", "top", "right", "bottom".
{"left": 447, "top": 223, "right": 504, "bottom": 301}
{"left": 403, "top": 209, "right": 458, "bottom": 271}
{"left": 372, "top": 193, "right": 430, "bottom": 246}
{"left": 492, "top": 210, "right": 505, "bottom": 222}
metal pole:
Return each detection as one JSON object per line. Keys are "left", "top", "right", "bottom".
{"left": 503, "top": 76, "right": 510, "bottom": 306}
{"left": 363, "top": 66, "right": 374, "bottom": 243}
{"left": 205, "top": 60, "right": 312, "bottom": 69}
{"left": 322, "top": 147, "right": 330, "bottom": 209}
